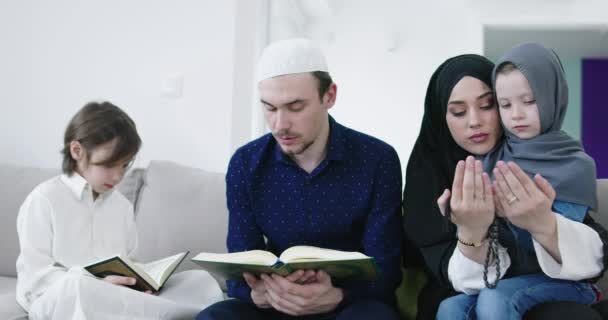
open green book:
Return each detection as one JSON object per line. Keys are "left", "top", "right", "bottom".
{"left": 191, "top": 246, "right": 377, "bottom": 280}
{"left": 85, "top": 251, "right": 188, "bottom": 292}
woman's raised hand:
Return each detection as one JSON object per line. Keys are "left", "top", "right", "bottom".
{"left": 438, "top": 156, "right": 495, "bottom": 242}
{"left": 492, "top": 161, "right": 557, "bottom": 237}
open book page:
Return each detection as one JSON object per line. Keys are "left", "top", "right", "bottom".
{"left": 192, "top": 250, "right": 278, "bottom": 266}
{"left": 191, "top": 250, "right": 286, "bottom": 280}
{"left": 85, "top": 252, "right": 188, "bottom": 292}
{"left": 85, "top": 255, "right": 160, "bottom": 291}
{"left": 279, "top": 246, "right": 371, "bottom": 263}
{"left": 191, "top": 246, "right": 377, "bottom": 281}
{"left": 277, "top": 246, "right": 377, "bottom": 280}
{"left": 136, "top": 252, "right": 188, "bottom": 286}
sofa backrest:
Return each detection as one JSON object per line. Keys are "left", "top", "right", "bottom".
{"left": 590, "top": 179, "right": 608, "bottom": 293}
{"left": 0, "top": 164, "right": 141, "bottom": 277}
{"left": 0, "top": 160, "right": 226, "bottom": 277}
{"left": 591, "top": 179, "right": 608, "bottom": 233}
{"left": 132, "top": 160, "right": 229, "bottom": 272}
{"left": 0, "top": 165, "right": 58, "bottom": 277}
{"left": 1, "top": 161, "right": 605, "bottom": 288}
{"left": 597, "top": 179, "right": 607, "bottom": 217}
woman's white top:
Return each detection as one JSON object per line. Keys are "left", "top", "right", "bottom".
{"left": 449, "top": 214, "right": 604, "bottom": 294}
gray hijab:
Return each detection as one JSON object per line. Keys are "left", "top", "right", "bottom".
{"left": 483, "top": 42, "right": 598, "bottom": 210}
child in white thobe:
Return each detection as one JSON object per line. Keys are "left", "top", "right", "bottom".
{"left": 16, "top": 102, "right": 223, "bottom": 320}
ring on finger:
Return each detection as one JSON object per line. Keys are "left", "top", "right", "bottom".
{"left": 507, "top": 196, "right": 518, "bottom": 205}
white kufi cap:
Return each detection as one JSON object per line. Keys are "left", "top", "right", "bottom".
{"left": 256, "top": 38, "right": 329, "bottom": 82}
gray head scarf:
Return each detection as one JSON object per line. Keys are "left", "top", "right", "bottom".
{"left": 483, "top": 42, "right": 597, "bottom": 210}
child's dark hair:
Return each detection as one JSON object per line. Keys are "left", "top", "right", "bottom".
{"left": 61, "top": 101, "right": 142, "bottom": 175}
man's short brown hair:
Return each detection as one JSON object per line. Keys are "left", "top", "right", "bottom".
{"left": 311, "top": 71, "right": 333, "bottom": 100}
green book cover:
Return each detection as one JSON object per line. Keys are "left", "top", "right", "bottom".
{"left": 191, "top": 246, "right": 378, "bottom": 281}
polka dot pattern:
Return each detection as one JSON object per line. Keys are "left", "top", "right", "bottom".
{"left": 225, "top": 117, "right": 403, "bottom": 303}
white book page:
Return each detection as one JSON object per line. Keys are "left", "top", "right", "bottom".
{"left": 118, "top": 256, "right": 160, "bottom": 290}
{"left": 137, "top": 252, "right": 185, "bottom": 286}
{"left": 86, "top": 255, "right": 161, "bottom": 290}
{"left": 192, "top": 250, "right": 278, "bottom": 266}
{"left": 280, "top": 246, "right": 369, "bottom": 263}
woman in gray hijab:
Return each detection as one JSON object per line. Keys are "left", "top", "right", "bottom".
{"left": 437, "top": 42, "right": 604, "bottom": 320}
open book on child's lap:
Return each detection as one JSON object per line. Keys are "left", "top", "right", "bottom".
{"left": 191, "top": 246, "right": 378, "bottom": 280}
{"left": 84, "top": 251, "right": 188, "bottom": 293}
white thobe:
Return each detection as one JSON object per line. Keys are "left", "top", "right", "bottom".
{"left": 16, "top": 173, "right": 222, "bottom": 319}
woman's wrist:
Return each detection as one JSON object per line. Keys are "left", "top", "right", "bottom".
{"left": 457, "top": 227, "right": 489, "bottom": 244}
{"left": 530, "top": 211, "right": 558, "bottom": 241}
{"left": 456, "top": 234, "right": 491, "bottom": 264}
{"left": 458, "top": 235, "right": 488, "bottom": 247}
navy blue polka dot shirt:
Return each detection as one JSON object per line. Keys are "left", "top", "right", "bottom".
{"left": 225, "top": 116, "right": 403, "bottom": 305}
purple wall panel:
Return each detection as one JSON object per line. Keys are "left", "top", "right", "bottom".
{"left": 582, "top": 58, "right": 608, "bottom": 179}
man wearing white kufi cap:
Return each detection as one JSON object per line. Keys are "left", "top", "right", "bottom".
{"left": 197, "top": 38, "right": 403, "bottom": 320}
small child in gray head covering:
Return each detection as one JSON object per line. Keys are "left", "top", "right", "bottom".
{"left": 450, "top": 42, "right": 602, "bottom": 320}
{"left": 488, "top": 42, "right": 597, "bottom": 214}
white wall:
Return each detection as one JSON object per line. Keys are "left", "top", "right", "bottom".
{"left": 265, "top": 0, "right": 608, "bottom": 178}
{"left": 2, "top": 0, "right": 606, "bottom": 175}
{"left": 265, "top": 0, "right": 484, "bottom": 175}
{"left": 0, "top": 0, "right": 243, "bottom": 173}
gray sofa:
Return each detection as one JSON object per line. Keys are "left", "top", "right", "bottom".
{"left": 1, "top": 161, "right": 607, "bottom": 319}
{"left": 0, "top": 161, "right": 230, "bottom": 320}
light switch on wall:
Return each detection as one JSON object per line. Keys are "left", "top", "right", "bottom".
{"left": 161, "top": 75, "right": 184, "bottom": 98}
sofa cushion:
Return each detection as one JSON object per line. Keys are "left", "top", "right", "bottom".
{"left": 592, "top": 179, "right": 608, "bottom": 294}
{"left": 0, "top": 275, "right": 17, "bottom": 296}
{"left": 134, "top": 161, "right": 229, "bottom": 272}
{"left": 116, "top": 168, "right": 145, "bottom": 211}
{"left": 160, "top": 270, "right": 223, "bottom": 309}
{"left": 0, "top": 276, "right": 27, "bottom": 320}
{"left": 597, "top": 179, "right": 607, "bottom": 218}
{"left": 0, "top": 165, "right": 58, "bottom": 277}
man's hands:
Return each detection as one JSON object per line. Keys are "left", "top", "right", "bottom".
{"left": 244, "top": 270, "right": 343, "bottom": 316}
{"left": 243, "top": 272, "right": 273, "bottom": 309}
